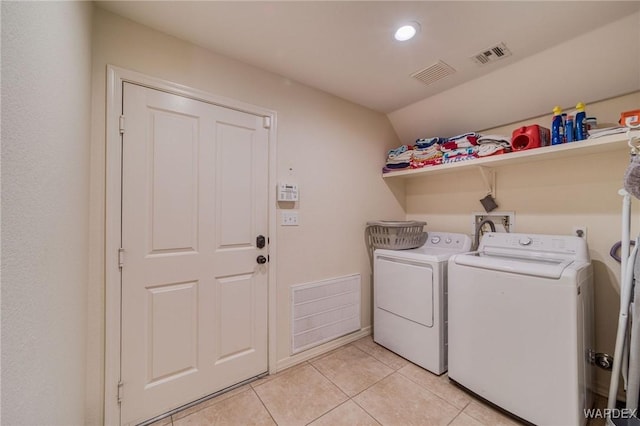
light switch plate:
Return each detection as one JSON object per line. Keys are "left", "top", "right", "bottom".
{"left": 281, "top": 211, "right": 299, "bottom": 226}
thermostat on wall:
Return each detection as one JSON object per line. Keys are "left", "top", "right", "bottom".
{"left": 277, "top": 183, "right": 299, "bottom": 201}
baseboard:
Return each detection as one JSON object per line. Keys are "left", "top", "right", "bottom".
{"left": 593, "top": 381, "right": 628, "bottom": 403}
{"left": 275, "top": 326, "right": 372, "bottom": 372}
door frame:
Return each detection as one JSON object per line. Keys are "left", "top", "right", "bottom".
{"left": 104, "top": 65, "right": 278, "bottom": 425}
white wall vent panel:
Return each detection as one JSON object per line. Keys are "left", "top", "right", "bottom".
{"left": 291, "top": 274, "right": 361, "bottom": 354}
{"left": 471, "top": 42, "right": 512, "bottom": 65}
{"left": 411, "top": 61, "right": 456, "bottom": 86}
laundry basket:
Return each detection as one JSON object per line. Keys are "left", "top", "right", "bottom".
{"left": 366, "top": 220, "right": 427, "bottom": 250}
{"left": 366, "top": 220, "right": 427, "bottom": 268}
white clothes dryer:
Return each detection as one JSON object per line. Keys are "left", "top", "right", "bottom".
{"left": 448, "top": 232, "right": 594, "bottom": 426}
{"left": 373, "top": 232, "right": 472, "bottom": 375}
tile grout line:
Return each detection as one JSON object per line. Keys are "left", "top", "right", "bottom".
{"left": 350, "top": 392, "right": 384, "bottom": 426}
{"left": 308, "top": 344, "right": 395, "bottom": 400}
{"left": 305, "top": 345, "right": 396, "bottom": 426}
{"left": 350, "top": 341, "right": 397, "bottom": 370}
{"left": 446, "top": 410, "right": 466, "bottom": 426}
{"left": 303, "top": 360, "right": 356, "bottom": 424}
{"left": 258, "top": 360, "right": 352, "bottom": 426}
{"left": 446, "top": 396, "right": 477, "bottom": 426}
{"left": 251, "top": 383, "right": 281, "bottom": 425}
{"left": 302, "top": 400, "right": 350, "bottom": 426}
{"left": 396, "top": 368, "right": 468, "bottom": 415}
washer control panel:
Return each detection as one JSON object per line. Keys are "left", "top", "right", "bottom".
{"left": 424, "top": 232, "right": 472, "bottom": 251}
{"left": 480, "top": 232, "right": 589, "bottom": 262}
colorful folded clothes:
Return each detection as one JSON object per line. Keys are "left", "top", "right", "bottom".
{"left": 442, "top": 147, "right": 478, "bottom": 160}
{"left": 477, "top": 143, "right": 505, "bottom": 157}
{"left": 384, "top": 162, "right": 411, "bottom": 170}
{"left": 384, "top": 145, "right": 413, "bottom": 172}
{"left": 384, "top": 132, "right": 497, "bottom": 172}
{"left": 383, "top": 164, "right": 410, "bottom": 172}
{"left": 446, "top": 132, "right": 480, "bottom": 147}
{"left": 477, "top": 134, "right": 511, "bottom": 146}
{"left": 476, "top": 134, "right": 511, "bottom": 157}
{"left": 442, "top": 154, "right": 478, "bottom": 164}
{"left": 386, "top": 149, "right": 413, "bottom": 164}
{"left": 438, "top": 132, "right": 480, "bottom": 156}
{"left": 415, "top": 137, "right": 446, "bottom": 149}
{"left": 387, "top": 144, "right": 410, "bottom": 157}
{"left": 411, "top": 156, "right": 443, "bottom": 168}
{"left": 412, "top": 145, "right": 440, "bottom": 160}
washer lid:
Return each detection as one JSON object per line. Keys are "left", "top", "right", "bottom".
{"left": 452, "top": 251, "right": 573, "bottom": 279}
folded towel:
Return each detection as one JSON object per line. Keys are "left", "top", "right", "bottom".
{"left": 447, "top": 132, "right": 480, "bottom": 146}
{"left": 415, "top": 137, "right": 447, "bottom": 148}
{"left": 442, "top": 154, "right": 477, "bottom": 164}
{"left": 439, "top": 141, "right": 459, "bottom": 151}
{"left": 386, "top": 150, "right": 413, "bottom": 164}
{"left": 588, "top": 126, "right": 626, "bottom": 139}
{"left": 477, "top": 135, "right": 511, "bottom": 146}
{"left": 412, "top": 145, "right": 440, "bottom": 161}
{"left": 478, "top": 143, "right": 506, "bottom": 157}
{"left": 383, "top": 162, "right": 411, "bottom": 172}
{"left": 442, "top": 147, "right": 478, "bottom": 159}
{"left": 411, "top": 156, "right": 443, "bottom": 169}
{"left": 387, "top": 145, "right": 410, "bottom": 158}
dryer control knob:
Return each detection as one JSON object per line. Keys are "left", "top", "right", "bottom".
{"left": 519, "top": 237, "right": 533, "bottom": 246}
{"left": 431, "top": 236, "right": 441, "bottom": 244}
{"left": 445, "top": 238, "right": 452, "bottom": 244}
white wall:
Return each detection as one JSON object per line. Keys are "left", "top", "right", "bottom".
{"left": 1, "top": 2, "right": 92, "bottom": 425}
{"left": 86, "top": 8, "right": 404, "bottom": 423}
{"left": 388, "top": 12, "right": 640, "bottom": 143}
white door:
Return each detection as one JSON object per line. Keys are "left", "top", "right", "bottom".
{"left": 120, "top": 82, "right": 269, "bottom": 425}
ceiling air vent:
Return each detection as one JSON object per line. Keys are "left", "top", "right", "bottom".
{"left": 411, "top": 60, "right": 456, "bottom": 86}
{"left": 472, "top": 42, "right": 512, "bottom": 65}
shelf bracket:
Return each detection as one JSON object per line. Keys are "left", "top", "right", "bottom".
{"left": 477, "top": 166, "right": 496, "bottom": 198}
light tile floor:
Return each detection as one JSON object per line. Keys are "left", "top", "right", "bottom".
{"left": 152, "top": 335, "right": 608, "bottom": 426}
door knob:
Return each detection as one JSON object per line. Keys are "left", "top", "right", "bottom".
{"left": 257, "top": 255, "right": 267, "bottom": 264}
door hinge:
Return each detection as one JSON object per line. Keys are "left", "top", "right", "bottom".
{"left": 118, "top": 248, "right": 125, "bottom": 268}
{"left": 117, "top": 381, "right": 124, "bottom": 404}
{"left": 119, "top": 115, "right": 125, "bottom": 134}
{"left": 262, "top": 116, "right": 271, "bottom": 129}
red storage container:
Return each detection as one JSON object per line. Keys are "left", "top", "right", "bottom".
{"left": 511, "top": 125, "right": 551, "bottom": 151}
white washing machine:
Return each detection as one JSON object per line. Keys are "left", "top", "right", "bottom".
{"left": 448, "top": 232, "right": 594, "bottom": 426}
{"left": 373, "top": 232, "right": 472, "bottom": 375}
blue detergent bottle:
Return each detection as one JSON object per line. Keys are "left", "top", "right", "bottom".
{"left": 552, "top": 106, "right": 565, "bottom": 145}
{"left": 565, "top": 115, "right": 574, "bottom": 142}
{"left": 575, "top": 102, "right": 587, "bottom": 141}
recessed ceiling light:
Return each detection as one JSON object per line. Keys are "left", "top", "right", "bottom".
{"left": 394, "top": 22, "right": 420, "bottom": 41}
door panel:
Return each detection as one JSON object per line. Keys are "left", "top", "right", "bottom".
{"left": 146, "top": 281, "right": 198, "bottom": 384}
{"left": 216, "top": 123, "right": 254, "bottom": 247}
{"left": 148, "top": 110, "right": 198, "bottom": 254}
{"left": 216, "top": 274, "right": 255, "bottom": 361}
{"left": 121, "top": 82, "right": 269, "bottom": 425}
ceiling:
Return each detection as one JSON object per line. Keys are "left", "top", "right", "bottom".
{"left": 96, "top": 1, "right": 640, "bottom": 113}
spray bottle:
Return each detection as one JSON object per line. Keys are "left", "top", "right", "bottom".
{"left": 575, "top": 102, "right": 587, "bottom": 141}
{"left": 552, "top": 106, "right": 565, "bottom": 145}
